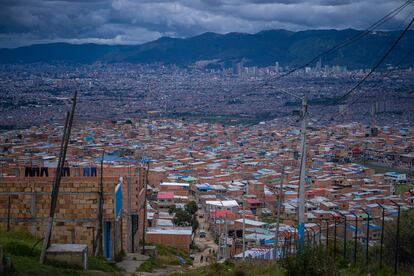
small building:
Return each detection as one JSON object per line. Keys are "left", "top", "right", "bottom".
{"left": 146, "top": 227, "right": 193, "bottom": 253}
{"left": 157, "top": 191, "right": 174, "bottom": 207}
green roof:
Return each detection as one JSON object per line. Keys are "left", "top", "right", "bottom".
{"left": 358, "top": 214, "right": 369, "bottom": 218}
{"left": 268, "top": 178, "right": 281, "bottom": 184}
{"left": 182, "top": 176, "right": 198, "bottom": 182}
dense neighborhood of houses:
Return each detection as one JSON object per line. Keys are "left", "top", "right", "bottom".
{"left": 0, "top": 119, "right": 413, "bottom": 261}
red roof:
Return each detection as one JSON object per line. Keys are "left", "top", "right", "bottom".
{"left": 157, "top": 192, "right": 174, "bottom": 200}
{"left": 305, "top": 188, "right": 325, "bottom": 196}
{"left": 210, "top": 209, "right": 232, "bottom": 218}
{"left": 246, "top": 198, "right": 262, "bottom": 204}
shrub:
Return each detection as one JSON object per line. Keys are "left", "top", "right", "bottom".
{"left": 282, "top": 246, "right": 339, "bottom": 276}
{"left": 4, "top": 241, "right": 34, "bottom": 257}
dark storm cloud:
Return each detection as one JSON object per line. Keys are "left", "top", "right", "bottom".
{"left": 0, "top": 0, "right": 411, "bottom": 48}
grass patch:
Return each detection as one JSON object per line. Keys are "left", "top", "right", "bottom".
{"left": 6, "top": 255, "right": 85, "bottom": 276}
{"left": 157, "top": 244, "right": 193, "bottom": 265}
{"left": 358, "top": 161, "right": 414, "bottom": 177}
{"left": 175, "top": 259, "right": 404, "bottom": 276}
{"left": 88, "top": 256, "right": 121, "bottom": 274}
{"left": 173, "top": 259, "right": 284, "bottom": 276}
{"left": 137, "top": 244, "right": 192, "bottom": 273}
{"left": 259, "top": 216, "right": 277, "bottom": 224}
{"left": 0, "top": 230, "right": 42, "bottom": 256}
{"left": 395, "top": 183, "right": 414, "bottom": 194}
{"left": 137, "top": 256, "right": 163, "bottom": 272}
{"left": 0, "top": 229, "right": 121, "bottom": 276}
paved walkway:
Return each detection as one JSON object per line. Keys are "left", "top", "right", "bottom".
{"left": 116, "top": 253, "right": 149, "bottom": 275}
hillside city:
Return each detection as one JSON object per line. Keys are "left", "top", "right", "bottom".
{"left": 1, "top": 110, "right": 413, "bottom": 274}
{"left": 1, "top": 1, "right": 414, "bottom": 274}
{"left": 1, "top": 62, "right": 413, "bottom": 130}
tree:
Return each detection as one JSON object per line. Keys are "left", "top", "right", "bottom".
{"left": 168, "top": 205, "right": 176, "bottom": 215}
{"left": 185, "top": 201, "right": 198, "bottom": 215}
{"left": 384, "top": 208, "right": 414, "bottom": 269}
{"left": 191, "top": 215, "right": 199, "bottom": 234}
{"left": 173, "top": 209, "right": 192, "bottom": 226}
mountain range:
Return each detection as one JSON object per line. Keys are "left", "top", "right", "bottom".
{"left": 1, "top": 29, "right": 413, "bottom": 68}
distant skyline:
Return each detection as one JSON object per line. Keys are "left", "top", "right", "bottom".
{"left": 0, "top": 0, "right": 412, "bottom": 48}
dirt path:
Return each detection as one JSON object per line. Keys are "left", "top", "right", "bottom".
{"left": 136, "top": 265, "right": 182, "bottom": 276}
{"left": 192, "top": 210, "right": 218, "bottom": 268}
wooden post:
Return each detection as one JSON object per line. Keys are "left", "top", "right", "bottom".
{"left": 7, "top": 195, "right": 11, "bottom": 232}
{"left": 0, "top": 245, "right": 4, "bottom": 273}
{"left": 95, "top": 150, "right": 105, "bottom": 256}
{"left": 40, "top": 91, "right": 77, "bottom": 264}
{"left": 141, "top": 162, "right": 149, "bottom": 254}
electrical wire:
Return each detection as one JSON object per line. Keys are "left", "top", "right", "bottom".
{"left": 242, "top": 0, "right": 414, "bottom": 97}
{"left": 268, "top": 0, "right": 414, "bottom": 83}
{"left": 332, "top": 48, "right": 414, "bottom": 122}
{"left": 313, "top": 16, "right": 414, "bottom": 125}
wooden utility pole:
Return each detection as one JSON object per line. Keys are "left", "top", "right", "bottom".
{"left": 7, "top": 195, "right": 11, "bottom": 232}
{"left": 141, "top": 161, "right": 149, "bottom": 254}
{"left": 40, "top": 91, "right": 77, "bottom": 264}
{"left": 95, "top": 150, "right": 105, "bottom": 256}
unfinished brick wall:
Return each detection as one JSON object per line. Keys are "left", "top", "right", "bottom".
{"left": 0, "top": 166, "right": 147, "bottom": 256}
{"left": 146, "top": 233, "right": 191, "bottom": 253}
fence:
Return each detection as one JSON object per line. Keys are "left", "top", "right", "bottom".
{"left": 236, "top": 203, "right": 406, "bottom": 274}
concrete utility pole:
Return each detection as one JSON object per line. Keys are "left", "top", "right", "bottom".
{"left": 272, "top": 86, "right": 308, "bottom": 252}
{"left": 298, "top": 97, "right": 308, "bottom": 250}
{"left": 274, "top": 165, "right": 285, "bottom": 259}
{"left": 40, "top": 91, "right": 77, "bottom": 264}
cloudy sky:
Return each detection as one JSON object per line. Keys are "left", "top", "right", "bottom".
{"left": 0, "top": 0, "right": 412, "bottom": 48}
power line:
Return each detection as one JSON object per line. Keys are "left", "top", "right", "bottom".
{"left": 345, "top": 47, "right": 414, "bottom": 105}
{"left": 337, "top": 19, "right": 414, "bottom": 102}
{"left": 314, "top": 16, "right": 414, "bottom": 124}
{"left": 243, "top": 0, "right": 414, "bottom": 98}
{"left": 330, "top": 48, "right": 414, "bottom": 122}
{"left": 269, "top": 0, "right": 414, "bottom": 83}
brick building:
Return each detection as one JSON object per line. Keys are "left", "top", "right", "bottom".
{"left": 0, "top": 165, "right": 146, "bottom": 260}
